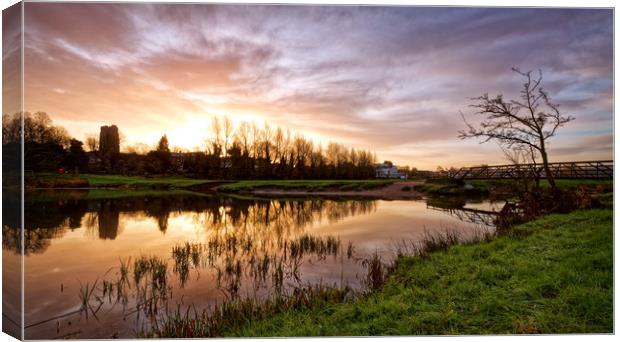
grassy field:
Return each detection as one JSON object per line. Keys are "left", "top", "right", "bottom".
{"left": 81, "top": 174, "right": 215, "bottom": 188}
{"left": 467, "top": 178, "right": 613, "bottom": 189}
{"left": 218, "top": 179, "right": 395, "bottom": 192}
{"left": 31, "top": 173, "right": 216, "bottom": 189}
{"left": 25, "top": 188, "right": 208, "bottom": 202}
{"left": 416, "top": 178, "right": 613, "bottom": 196}
{"left": 202, "top": 208, "right": 612, "bottom": 336}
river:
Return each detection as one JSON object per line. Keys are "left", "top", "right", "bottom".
{"left": 3, "top": 190, "right": 502, "bottom": 339}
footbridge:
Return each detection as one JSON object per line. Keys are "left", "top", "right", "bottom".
{"left": 452, "top": 160, "right": 613, "bottom": 180}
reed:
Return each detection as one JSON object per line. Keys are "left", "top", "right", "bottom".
{"left": 361, "top": 252, "right": 386, "bottom": 291}
{"left": 143, "top": 284, "right": 354, "bottom": 338}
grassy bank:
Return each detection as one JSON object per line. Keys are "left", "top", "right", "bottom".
{"left": 152, "top": 208, "right": 612, "bottom": 336}
{"left": 25, "top": 188, "right": 208, "bottom": 202}
{"left": 218, "top": 179, "right": 395, "bottom": 192}
{"left": 30, "top": 173, "right": 216, "bottom": 189}
{"left": 31, "top": 174, "right": 395, "bottom": 192}
{"left": 237, "top": 209, "right": 612, "bottom": 335}
{"left": 467, "top": 178, "right": 613, "bottom": 190}
{"left": 416, "top": 178, "right": 612, "bottom": 197}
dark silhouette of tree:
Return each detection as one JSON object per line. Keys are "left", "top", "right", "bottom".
{"left": 146, "top": 135, "right": 172, "bottom": 174}
{"left": 2, "top": 112, "right": 70, "bottom": 171}
{"left": 66, "top": 138, "right": 88, "bottom": 172}
{"left": 85, "top": 134, "right": 98, "bottom": 152}
{"left": 157, "top": 134, "right": 170, "bottom": 153}
{"left": 2, "top": 113, "right": 21, "bottom": 144}
{"left": 458, "top": 68, "right": 574, "bottom": 188}
{"left": 5, "top": 110, "right": 380, "bottom": 179}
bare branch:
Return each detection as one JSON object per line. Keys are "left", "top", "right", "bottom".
{"left": 459, "top": 68, "right": 574, "bottom": 189}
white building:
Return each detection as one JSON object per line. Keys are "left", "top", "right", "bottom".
{"left": 375, "top": 162, "right": 406, "bottom": 179}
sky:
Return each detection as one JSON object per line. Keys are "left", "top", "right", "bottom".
{"left": 14, "top": 3, "right": 614, "bottom": 169}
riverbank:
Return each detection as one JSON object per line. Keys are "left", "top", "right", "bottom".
{"left": 28, "top": 173, "right": 218, "bottom": 189}
{"left": 150, "top": 208, "right": 613, "bottom": 336}
{"left": 28, "top": 173, "right": 612, "bottom": 201}
{"left": 218, "top": 180, "right": 423, "bottom": 199}
{"left": 415, "top": 178, "right": 613, "bottom": 197}
{"left": 29, "top": 175, "right": 409, "bottom": 198}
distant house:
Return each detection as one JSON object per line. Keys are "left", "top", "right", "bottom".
{"left": 375, "top": 161, "right": 407, "bottom": 179}
{"left": 170, "top": 152, "right": 205, "bottom": 172}
{"left": 86, "top": 151, "right": 103, "bottom": 169}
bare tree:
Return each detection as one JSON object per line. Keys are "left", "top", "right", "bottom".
{"left": 85, "top": 134, "right": 99, "bottom": 152}
{"left": 500, "top": 144, "right": 540, "bottom": 195}
{"left": 210, "top": 116, "right": 223, "bottom": 157}
{"left": 118, "top": 130, "right": 127, "bottom": 151}
{"left": 222, "top": 116, "right": 234, "bottom": 157}
{"left": 459, "top": 68, "right": 574, "bottom": 188}
{"left": 236, "top": 122, "right": 251, "bottom": 156}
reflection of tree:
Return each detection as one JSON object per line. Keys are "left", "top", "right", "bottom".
{"left": 2, "top": 224, "right": 70, "bottom": 255}
{"left": 10, "top": 194, "right": 378, "bottom": 256}
{"left": 3, "top": 191, "right": 83, "bottom": 254}
{"left": 157, "top": 212, "right": 169, "bottom": 234}
{"left": 184, "top": 199, "right": 378, "bottom": 298}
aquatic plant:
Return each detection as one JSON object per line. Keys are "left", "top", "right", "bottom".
{"left": 361, "top": 252, "right": 386, "bottom": 292}
{"left": 143, "top": 284, "right": 354, "bottom": 338}
{"left": 78, "top": 279, "right": 98, "bottom": 310}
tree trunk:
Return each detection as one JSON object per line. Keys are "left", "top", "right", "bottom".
{"left": 539, "top": 141, "right": 556, "bottom": 189}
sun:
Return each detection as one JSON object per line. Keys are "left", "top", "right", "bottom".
{"left": 166, "top": 118, "right": 212, "bottom": 151}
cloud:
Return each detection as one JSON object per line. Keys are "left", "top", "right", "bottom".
{"left": 21, "top": 3, "right": 613, "bottom": 169}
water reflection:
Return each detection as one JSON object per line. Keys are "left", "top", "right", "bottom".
{"left": 5, "top": 192, "right": 377, "bottom": 254}
{"left": 426, "top": 197, "right": 500, "bottom": 227}
{"left": 13, "top": 190, "right": 497, "bottom": 339}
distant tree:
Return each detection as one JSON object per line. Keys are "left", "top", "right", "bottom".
{"left": 157, "top": 134, "right": 170, "bottom": 153}
{"left": 17, "top": 112, "right": 70, "bottom": 146}
{"left": 458, "top": 68, "right": 574, "bottom": 189}
{"left": 2, "top": 112, "right": 71, "bottom": 171}
{"left": 66, "top": 138, "right": 88, "bottom": 172}
{"left": 124, "top": 142, "right": 150, "bottom": 155}
{"left": 85, "top": 134, "right": 99, "bottom": 152}
{"left": 222, "top": 116, "right": 234, "bottom": 158}
{"left": 146, "top": 135, "right": 172, "bottom": 174}
{"left": 118, "top": 130, "right": 127, "bottom": 149}
{"left": 2, "top": 113, "right": 21, "bottom": 144}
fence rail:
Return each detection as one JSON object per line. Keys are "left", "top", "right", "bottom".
{"left": 452, "top": 160, "right": 613, "bottom": 180}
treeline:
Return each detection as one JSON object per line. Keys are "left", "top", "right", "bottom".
{"left": 3, "top": 112, "right": 87, "bottom": 174}
{"left": 3, "top": 112, "right": 378, "bottom": 179}
{"left": 187, "top": 116, "right": 377, "bottom": 179}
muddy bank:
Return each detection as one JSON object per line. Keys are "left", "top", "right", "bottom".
{"left": 235, "top": 181, "right": 423, "bottom": 200}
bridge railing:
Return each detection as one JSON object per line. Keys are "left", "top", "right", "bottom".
{"left": 453, "top": 160, "right": 613, "bottom": 180}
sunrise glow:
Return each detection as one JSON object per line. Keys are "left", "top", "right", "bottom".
{"left": 14, "top": 3, "right": 613, "bottom": 169}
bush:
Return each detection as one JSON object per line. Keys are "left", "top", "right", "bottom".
{"left": 496, "top": 186, "right": 602, "bottom": 229}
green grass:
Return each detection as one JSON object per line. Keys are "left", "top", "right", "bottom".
{"left": 548, "top": 179, "right": 613, "bottom": 188}
{"left": 417, "top": 178, "right": 613, "bottom": 197}
{"left": 33, "top": 173, "right": 216, "bottom": 189}
{"left": 218, "top": 180, "right": 395, "bottom": 192}
{"left": 218, "top": 209, "right": 613, "bottom": 336}
{"left": 593, "top": 192, "right": 614, "bottom": 209}
{"left": 82, "top": 174, "right": 214, "bottom": 188}
{"left": 415, "top": 179, "right": 488, "bottom": 196}
{"left": 25, "top": 188, "right": 208, "bottom": 202}
{"left": 466, "top": 178, "right": 612, "bottom": 189}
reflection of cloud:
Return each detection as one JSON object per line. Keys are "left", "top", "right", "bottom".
{"left": 22, "top": 4, "right": 613, "bottom": 168}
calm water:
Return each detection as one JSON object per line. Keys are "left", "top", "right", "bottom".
{"left": 4, "top": 190, "right": 500, "bottom": 339}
